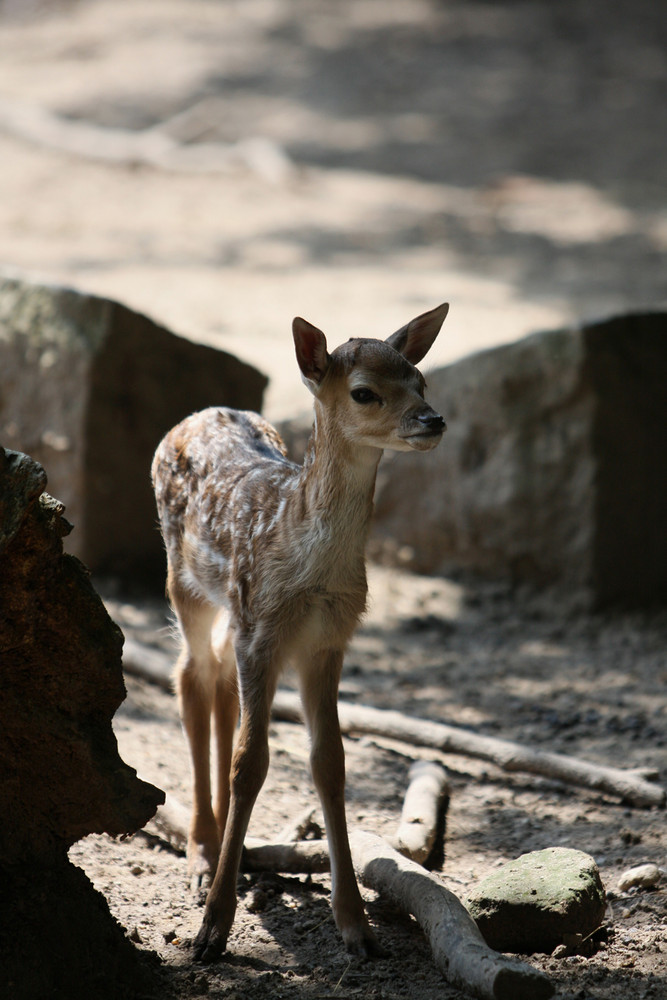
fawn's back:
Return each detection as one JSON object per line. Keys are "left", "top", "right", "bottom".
{"left": 152, "top": 402, "right": 371, "bottom": 657}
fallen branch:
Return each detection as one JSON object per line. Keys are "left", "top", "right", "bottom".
{"left": 145, "top": 758, "right": 446, "bottom": 874}
{"left": 392, "top": 760, "right": 449, "bottom": 865}
{"left": 123, "top": 637, "right": 173, "bottom": 692}
{"left": 142, "top": 790, "right": 330, "bottom": 873}
{"left": 122, "top": 640, "right": 664, "bottom": 807}
{"left": 144, "top": 790, "right": 188, "bottom": 852}
{"left": 351, "top": 831, "right": 554, "bottom": 1000}
{"left": 242, "top": 838, "right": 331, "bottom": 874}
{"left": 272, "top": 690, "right": 665, "bottom": 808}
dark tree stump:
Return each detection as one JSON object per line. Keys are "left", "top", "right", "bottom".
{"left": 0, "top": 447, "right": 164, "bottom": 1000}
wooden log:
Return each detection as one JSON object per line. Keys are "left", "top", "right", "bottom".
{"left": 272, "top": 690, "right": 665, "bottom": 808}
{"left": 350, "top": 831, "right": 554, "bottom": 1000}
{"left": 391, "top": 760, "right": 449, "bottom": 865}
{"left": 242, "top": 838, "right": 331, "bottom": 874}
{"left": 145, "top": 790, "right": 331, "bottom": 873}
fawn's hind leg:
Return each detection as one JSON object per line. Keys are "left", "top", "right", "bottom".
{"left": 170, "top": 583, "right": 222, "bottom": 883}
{"left": 194, "top": 638, "right": 277, "bottom": 962}
{"left": 211, "top": 620, "right": 239, "bottom": 842}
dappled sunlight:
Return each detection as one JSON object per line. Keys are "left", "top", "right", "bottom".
{"left": 0, "top": 0, "right": 665, "bottom": 429}
{"left": 486, "top": 176, "right": 636, "bottom": 246}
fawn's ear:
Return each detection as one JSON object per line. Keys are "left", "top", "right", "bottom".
{"left": 293, "top": 317, "right": 330, "bottom": 390}
{"left": 385, "top": 302, "right": 449, "bottom": 366}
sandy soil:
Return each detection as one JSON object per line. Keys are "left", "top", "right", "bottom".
{"left": 1, "top": 2, "right": 666, "bottom": 998}
{"left": 73, "top": 572, "right": 667, "bottom": 1000}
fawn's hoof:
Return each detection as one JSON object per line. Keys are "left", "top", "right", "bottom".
{"left": 193, "top": 921, "right": 226, "bottom": 964}
{"left": 342, "top": 922, "right": 387, "bottom": 960}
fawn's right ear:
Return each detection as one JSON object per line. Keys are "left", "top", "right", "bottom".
{"left": 385, "top": 302, "right": 449, "bottom": 366}
{"left": 293, "top": 317, "right": 330, "bottom": 391}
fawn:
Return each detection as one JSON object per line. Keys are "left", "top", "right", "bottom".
{"left": 151, "top": 303, "right": 449, "bottom": 961}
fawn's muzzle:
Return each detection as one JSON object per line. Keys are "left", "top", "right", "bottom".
{"left": 417, "top": 412, "right": 446, "bottom": 434}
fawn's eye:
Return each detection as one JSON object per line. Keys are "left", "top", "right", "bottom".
{"left": 350, "top": 387, "right": 380, "bottom": 405}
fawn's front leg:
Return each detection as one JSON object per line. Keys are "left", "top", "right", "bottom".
{"left": 193, "top": 651, "right": 276, "bottom": 963}
{"left": 298, "top": 649, "right": 384, "bottom": 957}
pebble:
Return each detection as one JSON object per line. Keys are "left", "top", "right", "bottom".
{"left": 617, "top": 863, "right": 662, "bottom": 892}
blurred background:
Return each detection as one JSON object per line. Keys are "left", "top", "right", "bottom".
{"left": 1, "top": 0, "right": 665, "bottom": 420}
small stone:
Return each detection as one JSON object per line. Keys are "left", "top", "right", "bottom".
{"left": 617, "top": 863, "right": 661, "bottom": 892}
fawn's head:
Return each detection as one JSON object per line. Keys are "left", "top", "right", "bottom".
{"left": 292, "top": 303, "right": 449, "bottom": 453}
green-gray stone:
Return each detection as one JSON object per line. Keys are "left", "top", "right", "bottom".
{"left": 466, "top": 847, "right": 606, "bottom": 954}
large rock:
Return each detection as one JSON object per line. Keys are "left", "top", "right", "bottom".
{"left": 0, "top": 447, "right": 164, "bottom": 998}
{"left": 466, "top": 848, "right": 606, "bottom": 954}
{"left": 369, "top": 313, "right": 667, "bottom": 607}
{"left": 0, "top": 276, "right": 267, "bottom": 585}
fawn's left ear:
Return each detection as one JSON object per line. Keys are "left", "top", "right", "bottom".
{"left": 385, "top": 302, "right": 449, "bottom": 366}
{"left": 293, "top": 317, "right": 330, "bottom": 391}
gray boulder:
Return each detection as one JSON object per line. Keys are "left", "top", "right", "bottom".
{"left": 0, "top": 276, "right": 267, "bottom": 585}
{"left": 370, "top": 312, "right": 667, "bottom": 607}
{"left": 466, "top": 847, "right": 606, "bottom": 954}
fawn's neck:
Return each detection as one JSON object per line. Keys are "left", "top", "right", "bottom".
{"left": 299, "top": 407, "right": 381, "bottom": 536}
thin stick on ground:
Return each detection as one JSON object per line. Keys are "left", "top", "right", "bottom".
{"left": 272, "top": 690, "right": 665, "bottom": 808}
{"left": 122, "top": 641, "right": 664, "bottom": 806}
{"left": 143, "top": 791, "right": 331, "bottom": 874}
{"left": 277, "top": 806, "right": 321, "bottom": 844}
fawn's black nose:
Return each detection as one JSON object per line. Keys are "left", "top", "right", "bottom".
{"left": 418, "top": 412, "right": 446, "bottom": 434}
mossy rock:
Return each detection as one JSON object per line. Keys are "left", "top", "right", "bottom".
{"left": 466, "top": 847, "right": 606, "bottom": 954}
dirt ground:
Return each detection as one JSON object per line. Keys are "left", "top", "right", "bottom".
{"left": 78, "top": 573, "right": 667, "bottom": 1000}
{"left": 1, "top": 1, "right": 666, "bottom": 998}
